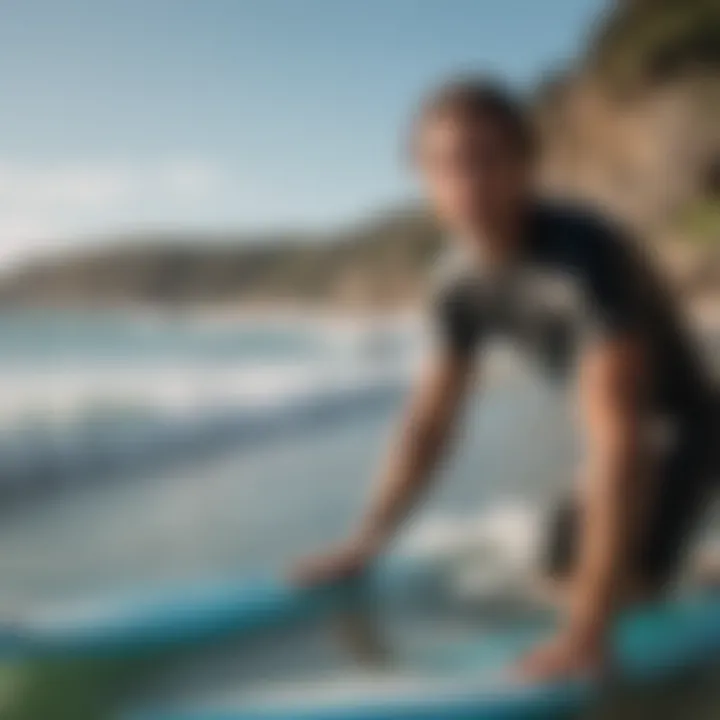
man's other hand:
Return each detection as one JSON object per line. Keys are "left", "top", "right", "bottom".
{"left": 290, "top": 539, "right": 377, "bottom": 586}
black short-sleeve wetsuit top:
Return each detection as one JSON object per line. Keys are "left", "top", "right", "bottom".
{"left": 433, "top": 201, "right": 717, "bottom": 585}
{"left": 432, "top": 201, "right": 713, "bottom": 423}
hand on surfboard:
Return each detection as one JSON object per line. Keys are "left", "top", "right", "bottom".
{"left": 516, "top": 629, "right": 605, "bottom": 681}
{"left": 290, "top": 538, "right": 377, "bottom": 586}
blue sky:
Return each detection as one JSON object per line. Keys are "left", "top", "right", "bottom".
{"left": 0, "top": 0, "right": 604, "bottom": 264}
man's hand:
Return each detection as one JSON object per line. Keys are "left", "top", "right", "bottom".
{"left": 290, "top": 538, "right": 377, "bottom": 586}
{"left": 517, "top": 629, "right": 606, "bottom": 681}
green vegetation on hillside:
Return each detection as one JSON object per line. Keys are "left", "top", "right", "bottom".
{"left": 589, "top": 0, "right": 720, "bottom": 89}
{"left": 675, "top": 199, "right": 720, "bottom": 245}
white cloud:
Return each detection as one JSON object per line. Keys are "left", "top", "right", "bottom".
{"left": 0, "top": 158, "right": 227, "bottom": 269}
{"left": 0, "top": 217, "right": 58, "bottom": 268}
{"left": 0, "top": 162, "right": 131, "bottom": 210}
{"left": 159, "top": 161, "right": 219, "bottom": 199}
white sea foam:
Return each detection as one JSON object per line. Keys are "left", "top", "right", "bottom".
{"left": 0, "top": 318, "right": 421, "bottom": 492}
{"left": 397, "top": 503, "right": 543, "bottom": 602}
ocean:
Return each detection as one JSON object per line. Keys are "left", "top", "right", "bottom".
{"left": 0, "top": 310, "right": 717, "bottom": 719}
{"left": 0, "top": 310, "right": 579, "bottom": 601}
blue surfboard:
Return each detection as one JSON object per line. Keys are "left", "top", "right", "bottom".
{"left": 122, "top": 590, "right": 720, "bottom": 720}
{"left": 0, "top": 558, "right": 465, "bottom": 658}
{"left": 2, "top": 559, "right": 720, "bottom": 719}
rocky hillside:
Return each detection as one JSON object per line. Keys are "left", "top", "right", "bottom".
{"left": 0, "top": 209, "right": 442, "bottom": 310}
{"left": 536, "top": 0, "right": 720, "bottom": 293}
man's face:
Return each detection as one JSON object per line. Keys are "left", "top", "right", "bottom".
{"left": 415, "top": 115, "right": 531, "bottom": 238}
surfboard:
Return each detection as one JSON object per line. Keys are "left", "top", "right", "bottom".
{"left": 3, "top": 558, "right": 720, "bottom": 718}
{"left": 122, "top": 588, "right": 720, "bottom": 720}
{"left": 0, "top": 557, "right": 470, "bottom": 659}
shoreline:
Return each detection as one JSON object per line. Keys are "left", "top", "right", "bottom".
{"left": 2, "top": 296, "right": 719, "bottom": 332}
{"left": 0, "top": 302, "right": 425, "bottom": 334}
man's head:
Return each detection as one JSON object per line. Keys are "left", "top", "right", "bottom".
{"left": 411, "top": 77, "right": 535, "bottom": 243}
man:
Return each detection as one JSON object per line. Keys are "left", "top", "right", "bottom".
{"left": 294, "top": 78, "right": 717, "bottom": 680}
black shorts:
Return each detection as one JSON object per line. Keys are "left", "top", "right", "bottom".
{"left": 544, "top": 403, "right": 718, "bottom": 589}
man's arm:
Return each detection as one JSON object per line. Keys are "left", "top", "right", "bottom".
{"left": 293, "top": 346, "right": 475, "bottom": 584}
{"left": 521, "top": 335, "right": 646, "bottom": 678}
{"left": 570, "top": 336, "right": 646, "bottom": 646}
{"left": 354, "top": 347, "right": 475, "bottom": 547}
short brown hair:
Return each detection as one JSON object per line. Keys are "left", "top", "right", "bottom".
{"left": 411, "top": 76, "right": 535, "bottom": 159}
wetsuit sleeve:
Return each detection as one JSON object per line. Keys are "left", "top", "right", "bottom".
{"left": 431, "top": 285, "right": 482, "bottom": 357}
{"left": 582, "top": 218, "right": 648, "bottom": 340}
